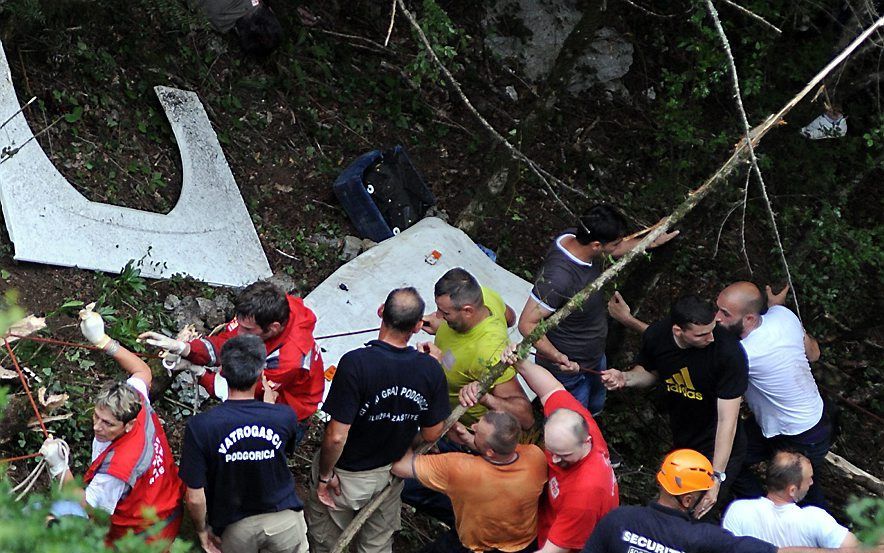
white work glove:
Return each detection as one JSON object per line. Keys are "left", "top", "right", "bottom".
{"left": 79, "top": 304, "right": 112, "bottom": 350}
{"left": 39, "top": 437, "right": 70, "bottom": 479}
{"left": 138, "top": 331, "right": 189, "bottom": 356}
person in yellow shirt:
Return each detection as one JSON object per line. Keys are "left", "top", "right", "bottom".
{"left": 423, "top": 268, "right": 534, "bottom": 433}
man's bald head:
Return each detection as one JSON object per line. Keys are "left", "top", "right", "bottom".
{"left": 545, "top": 408, "right": 591, "bottom": 468}
{"left": 716, "top": 282, "right": 765, "bottom": 338}
{"left": 720, "top": 282, "right": 765, "bottom": 316}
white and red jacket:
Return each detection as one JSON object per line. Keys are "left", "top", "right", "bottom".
{"left": 190, "top": 295, "right": 324, "bottom": 421}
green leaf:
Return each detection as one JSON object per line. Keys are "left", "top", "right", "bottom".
{"left": 64, "top": 106, "right": 83, "bottom": 123}
{"left": 60, "top": 300, "right": 84, "bottom": 309}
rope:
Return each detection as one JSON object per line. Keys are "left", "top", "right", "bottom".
{"left": 3, "top": 338, "right": 48, "bottom": 438}
{"left": 5, "top": 333, "right": 161, "bottom": 359}
{"left": 314, "top": 327, "right": 380, "bottom": 341}
{"left": 0, "top": 452, "right": 41, "bottom": 463}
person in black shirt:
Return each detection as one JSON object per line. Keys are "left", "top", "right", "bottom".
{"left": 306, "top": 287, "right": 451, "bottom": 553}
{"left": 602, "top": 295, "right": 748, "bottom": 519}
{"left": 180, "top": 334, "right": 307, "bottom": 553}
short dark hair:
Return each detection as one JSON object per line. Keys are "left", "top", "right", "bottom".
{"left": 235, "top": 281, "right": 289, "bottom": 331}
{"left": 484, "top": 411, "right": 520, "bottom": 456}
{"left": 221, "top": 335, "right": 266, "bottom": 390}
{"left": 382, "top": 287, "right": 425, "bottom": 332}
{"left": 671, "top": 295, "right": 716, "bottom": 328}
{"left": 575, "top": 205, "right": 628, "bottom": 245}
{"left": 766, "top": 450, "right": 808, "bottom": 492}
{"left": 434, "top": 268, "right": 483, "bottom": 309}
{"left": 235, "top": 4, "right": 283, "bottom": 57}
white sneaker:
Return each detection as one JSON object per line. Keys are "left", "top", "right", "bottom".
{"left": 800, "top": 113, "right": 847, "bottom": 139}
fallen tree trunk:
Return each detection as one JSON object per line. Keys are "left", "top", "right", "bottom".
{"left": 328, "top": 11, "right": 884, "bottom": 553}
{"left": 826, "top": 452, "right": 884, "bottom": 497}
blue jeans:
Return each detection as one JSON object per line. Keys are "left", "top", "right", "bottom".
{"left": 549, "top": 354, "right": 607, "bottom": 416}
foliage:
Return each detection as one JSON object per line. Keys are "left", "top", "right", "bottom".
{"left": 845, "top": 497, "right": 884, "bottom": 545}
{"left": 0, "top": 477, "right": 191, "bottom": 552}
{"left": 406, "top": 0, "right": 469, "bottom": 87}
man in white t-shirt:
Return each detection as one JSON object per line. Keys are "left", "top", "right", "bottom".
{"left": 714, "top": 282, "right": 831, "bottom": 506}
{"left": 722, "top": 451, "right": 857, "bottom": 548}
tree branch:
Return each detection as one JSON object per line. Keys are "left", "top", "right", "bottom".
{"left": 719, "top": 0, "right": 782, "bottom": 34}
{"left": 705, "top": 0, "right": 800, "bottom": 318}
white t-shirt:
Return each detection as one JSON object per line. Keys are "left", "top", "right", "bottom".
{"left": 723, "top": 497, "right": 849, "bottom": 548}
{"left": 84, "top": 376, "right": 150, "bottom": 514}
{"left": 741, "top": 306, "right": 823, "bottom": 437}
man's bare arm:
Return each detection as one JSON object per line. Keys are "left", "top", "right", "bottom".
{"left": 694, "top": 397, "right": 741, "bottom": 519}
{"left": 420, "top": 421, "right": 445, "bottom": 443}
{"left": 518, "top": 298, "right": 578, "bottom": 371}
{"left": 502, "top": 345, "right": 565, "bottom": 407}
{"left": 318, "top": 420, "right": 350, "bottom": 481}
{"left": 480, "top": 377, "right": 535, "bottom": 430}
{"left": 804, "top": 333, "right": 821, "bottom": 363}
{"left": 391, "top": 449, "right": 418, "bottom": 479}
{"left": 607, "top": 292, "right": 649, "bottom": 334}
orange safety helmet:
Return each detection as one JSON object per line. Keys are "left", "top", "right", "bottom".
{"left": 656, "top": 449, "right": 715, "bottom": 495}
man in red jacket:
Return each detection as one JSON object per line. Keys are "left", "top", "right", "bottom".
{"left": 140, "top": 281, "right": 323, "bottom": 442}
{"left": 40, "top": 307, "right": 183, "bottom": 546}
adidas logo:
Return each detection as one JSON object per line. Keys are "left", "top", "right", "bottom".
{"left": 665, "top": 367, "right": 704, "bottom": 400}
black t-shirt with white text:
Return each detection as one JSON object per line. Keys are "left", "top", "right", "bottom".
{"left": 634, "top": 318, "right": 748, "bottom": 454}
{"left": 323, "top": 340, "right": 450, "bottom": 471}
{"left": 179, "top": 400, "right": 303, "bottom": 535}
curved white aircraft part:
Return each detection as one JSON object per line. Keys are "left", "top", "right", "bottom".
{"left": 0, "top": 42, "right": 270, "bottom": 287}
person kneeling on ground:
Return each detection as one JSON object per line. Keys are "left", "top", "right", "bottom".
{"left": 391, "top": 411, "right": 547, "bottom": 553}
{"left": 39, "top": 306, "right": 183, "bottom": 546}
{"left": 187, "top": 0, "right": 283, "bottom": 56}
{"left": 140, "top": 280, "right": 324, "bottom": 445}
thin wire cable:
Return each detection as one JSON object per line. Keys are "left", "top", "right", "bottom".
{"left": 5, "top": 333, "right": 160, "bottom": 359}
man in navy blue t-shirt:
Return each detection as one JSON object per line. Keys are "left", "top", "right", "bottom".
{"left": 306, "top": 287, "right": 450, "bottom": 553}
{"left": 584, "top": 450, "right": 835, "bottom": 553}
{"left": 180, "top": 334, "right": 307, "bottom": 553}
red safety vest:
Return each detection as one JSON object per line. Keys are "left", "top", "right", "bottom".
{"left": 84, "top": 396, "right": 183, "bottom": 532}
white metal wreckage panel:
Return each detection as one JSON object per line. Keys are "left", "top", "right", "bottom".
{"left": 0, "top": 42, "right": 271, "bottom": 287}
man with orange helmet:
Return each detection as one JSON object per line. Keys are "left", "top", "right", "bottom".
{"left": 583, "top": 450, "right": 851, "bottom": 553}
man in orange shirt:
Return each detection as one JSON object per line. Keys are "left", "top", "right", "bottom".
{"left": 392, "top": 411, "right": 547, "bottom": 552}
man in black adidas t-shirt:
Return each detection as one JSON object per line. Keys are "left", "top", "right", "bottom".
{"left": 602, "top": 295, "right": 748, "bottom": 519}
{"left": 306, "top": 287, "right": 450, "bottom": 553}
